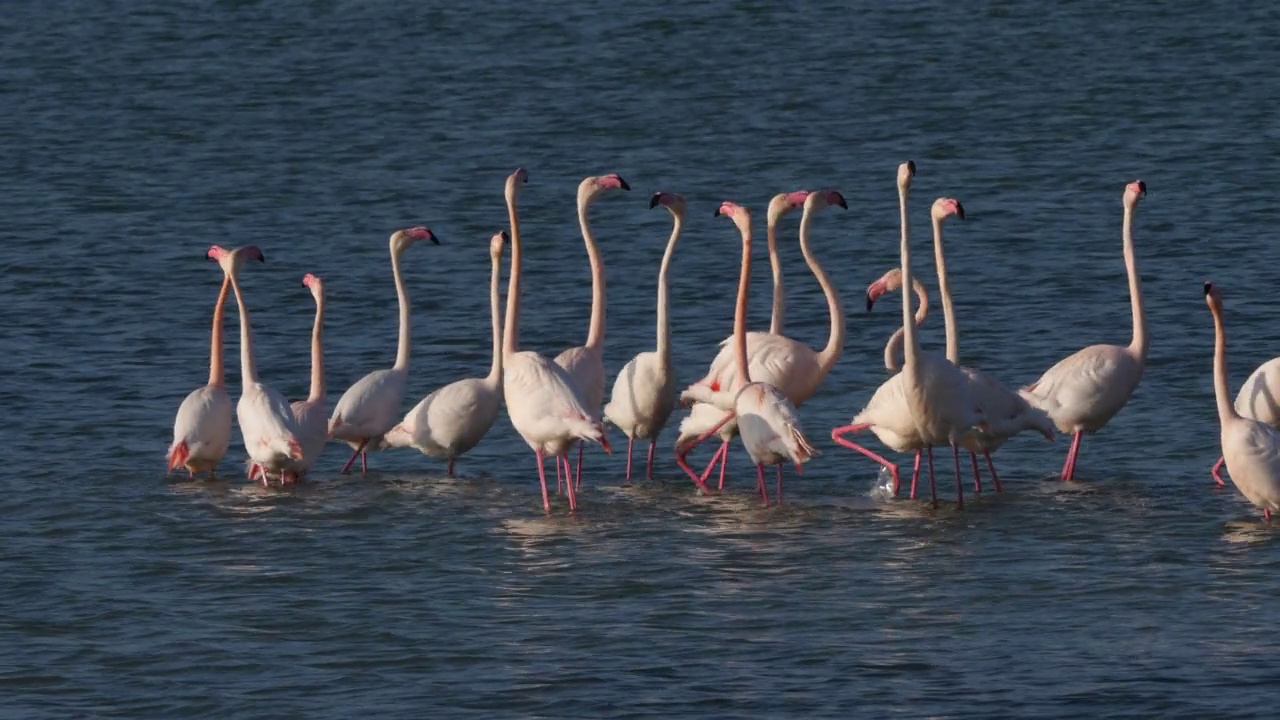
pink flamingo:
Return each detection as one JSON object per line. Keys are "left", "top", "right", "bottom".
{"left": 555, "top": 173, "right": 630, "bottom": 490}
{"left": 602, "top": 192, "right": 684, "bottom": 482}
{"left": 167, "top": 256, "right": 233, "bottom": 478}
{"left": 1019, "top": 181, "right": 1147, "bottom": 482}
{"left": 1205, "top": 281, "right": 1280, "bottom": 521}
{"left": 327, "top": 226, "right": 439, "bottom": 474}
{"left": 1209, "top": 357, "right": 1280, "bottom": 485}
{"left": 500, "top": 168, "right": 611, "bottom": 512}
{"left": 289, "top": 273, "right": 329, "bottom": 480}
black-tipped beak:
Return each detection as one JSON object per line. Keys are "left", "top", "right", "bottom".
{"left": 500, "top": 230, "right": 510, "bottom": 241}
{"left": 955, "top": 203, "right": 966, "bottom": 221}
{"left": 649, "top": 193, "right": 662, "bottom": 209}
{"left": 906, "top": 160, "right": 917, "bottom": 177}
{"left": 618, "top": 176, "right": 631, "bottom": 191}
{"left": 866, "top": 291, "right": 876, "bottom": 312}
{"left": 1203, "top": 281, "right": 1212, "bottom": 296}
{"left": 256, "top": 254, "right": 266, "bottom": 264}
{"left": 713, "top": 208, "right": 723, "bottom": 217}
{"left": 1137, "top": 180, "right": 1147, "bottom": 196}
{"left": 429, "top": 233, "right": 441, "bottom": 245}
{"left": 835, "top": 193, "right": 848, "bottom": 210}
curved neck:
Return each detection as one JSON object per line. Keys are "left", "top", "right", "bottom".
{"left": 1123, "top": 204, "right": 1147, "bottom": 359}
{"left": 391, "top": 248, "right": 411, "bottom": 371}
{"left": 486, "top": 251, "right": 503, "bottom": 385}
{"left": 932, "top": 215, "right": 959, "bottom": 364}
{"left": 578, "top": 195, "right": 606, "bottom": 351}
{"left": 766, "top": 215, "right": 785, "bottom": 335}
{"left": 798, "top": 205, "right": 845, "bottom": 375}
{"left": 1210, "top": 304, "right": 1237, "bottom": 424}
{"left": 503, "top": 189, "right": 521, "bottom": 358}
{"left": 899, "top": 184, "right": 919, "bottom": 372}
{"left": 884, "top": 279, "right": 929, "bottom": 372}
{"left": 308, "top": 291, "right": 325, "bottom": 401}
{"left": 733, "top": 222, "right": 753, "bottom": 388}
{"left": 208, "top": 276, "right": 230, "bottom": 387}
{"left": 228, "top": 273, "right": 257, "bottom": 384}
{"left": 656, "top": 213, "right": 682, "bottom": 360}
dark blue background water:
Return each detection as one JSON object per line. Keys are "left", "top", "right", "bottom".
{"left": 3, "top": 1, "right": 1279, "bottom": 717}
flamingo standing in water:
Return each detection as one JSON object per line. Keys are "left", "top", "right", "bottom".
{"left": 167, "top": 255, "right": 234, "bottom": 478}
{"left": 499, "top": 168, "right": 610, "bottom": 513}
{"left": 675, "top": 190, "right": 808, "bottom": 489}
{"left": 676, "top": 189, "right": 846, "bottom": 492}
{"left": 1204, "top": 281, "right": 1280, "bottom": 521}
{"left": 1209, "top": 357, "right": 1280, "bottom": 485}
{"left": 682, "top": 201, "right": 817, "bottom": 505}
{"left": 214, "top": 245, "right": 305, "bottom": 479}
{"left": 832, "top": 161, "right": 983, "bottom": 508}
{"left": 603, "top": 192, "right": 684, "bottom": 482}
{"left": 384, "top": 231, "right": 507, "bottom": 476}
{"left": 328, "top": 226, "right": 440, "bottom": 474}
{"left": 289, "top": 273, "right": 329, "bottom": 480}
{"left": 1019, "top": 181, "right": 1147, "bottom": 482}
{"left": 555, "top": 173, "right": 630, "bottom": 490}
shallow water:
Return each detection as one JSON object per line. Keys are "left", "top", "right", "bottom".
{"left": 3, "top": 1, "right": 1280, "bottom": 717}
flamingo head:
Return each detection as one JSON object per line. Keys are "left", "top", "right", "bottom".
{"left": 579, "top": 173, "right": 631, "bottom": 204}
{"left": 897, "top": 160, "right": 916, "bottom": 190}
{"left": 391, "top": 226, "right": 439, "bottom": 253}
{"left": 804, "top": 188, "right": 848, "bottom": 213}
{"left": 1124, "top": 179, "right": 1147, "bottom": 208}
{"left": 210, "top": 244, "right": 264, "bottom": 276}
{"left": 766, "top": 190, "right": 810, "bottom": 222}
{"left": 505, "top": 167, "right": 529, "bottom": 198}
{"left": 932, "top": 197, "right": 965, "bottom": 221}
{"left": 865, "top": 268, "right": 903, "bottom": 312}
{"left": 1204, "top": 280, "right": 1223, "bottom": 310}
{"left": 490, "top": 230, "right": 508, "bottom": 259}
{"left": 302, "top": 272, "right": 324, "bottom": 299}
{"left": 648, "top": 191, "right": 686, "bottom": 215}
{"left": 714, "top": 201, "right": 752, "bottom": 235}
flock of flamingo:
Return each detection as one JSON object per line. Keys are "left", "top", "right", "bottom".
{"left": 166, "top": 162, "right": 1280, "bottom": 522}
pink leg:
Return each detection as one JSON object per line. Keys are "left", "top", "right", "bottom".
{"left": 562, "top": 455, "right": 579, "bottom": 511}
{"left": 697, "top": 441, "right": 727, "bottom": 488}
{"left": 360, "top": 451, "right": 368, "bottom": 474}
{"left": 969, "top": 451, "right": 982, "bottom": 494}
{"left": 718, "top": 447, "right": 729, "bottom": 490}
{"left": 1061, "top": 432, "right": 1083, "bottom": 481}
{"left": 340, "top": 439, "right": 369, "bottom": 474}
{"left": 535, "top": 450, "right": 551, "bottom": 513}
{"left": 775, "top": 464, "right": 784, "bottom": 504}
{"left": 675, "top": 414, "right": 734, "bottom": 493}
{"left": 646, "top": 439, "right": 656, "bottom": 479}
{"left": 624, "top": 437, "right": 635, "bottom": 484}
{"left": 574, "top": 444, "right": 583, "bottom": 491}
{"left": 985, "top": 453, "right": 1002, "bottom": 493}
{"left": 831, "top": 424, "right": 901, "bottom": 496}
{"left": 927, "top": 446, "right": 938, "bottom": 509}
{"left": 909, "top": 450, "right": 921, "bottom": 499}
{"left": 952, "top": 445, "right": 964, "bottom": 510}
{"left": 1265, "top": 508, "right": 1272, "bottom": 521}
{"left": 756, "top": 463, "right": 770, "bottom": 507}
{"left": 555, "top": 457, "right": 564, "bottom": 495}
{"left": 1211, "top": 456, "right": 1225, "bottom": 486}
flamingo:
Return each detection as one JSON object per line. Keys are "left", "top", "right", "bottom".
{"left": 288, "top": 273, "right": 329, "bottom": 480}
{"left": 683, "top": 201, "right": 817, "bottom": 505}
{"left": 674, "top": 190, "right": 809, "bottom": 490}
{"left": 602, "top": 192, "right": 684, "bottom": 483}
{"left": 554, "top": 173, "right": 630, "bottom": 490}
{"left": 1019, "top": 181, "right": 1147, "bottom": 482}
{"left": 865, "top": 267, "right": 930, "bottom": 373}
{"left": 327, "top": 226, "right": 440, "bottom": 474}
{"left": 832, "top": 161, "right": 983, "bottom": 508}
{"left": 676, "top": 188, "right": 846, "bottom": 491}
{"left": 499, "top": 168, "right": 611, "bottom": 513}
{"left": 1204, "top": 281, "right": 1280, "bottom": 521}
{"left": 167, "top": 253, "right": 234, "bottom": 478}
{"left": 214, "top": 245, "right": 305, "bottom": 479}
{"left": 383, "top": 230, "right": 507, "bottom": 476}
{"left": 1209, "top": 358, "right": 1280, "bottom": 485}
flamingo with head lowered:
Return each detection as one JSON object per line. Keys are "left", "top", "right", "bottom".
{"left": 603, "top": 191, "right": 684, "bottom": 482}
{"left": 555, "top": 173, "right": 630, "bottom": 490}
{"left": 383, "top": 230, "right": 507, "bottom": 476}
{"left": 499, "top": 168, "right": 610, "bottom": 513}
{"left": 1019, "top": 181, "right": 1147, "bottom": 482}
{"left": 328, "top": 226, "right": 440, "bottom": 474}
{"left": 167, "top": 255, "right": 234, "bottom": 478}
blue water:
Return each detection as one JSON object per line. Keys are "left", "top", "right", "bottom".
{"left": 3, "top": 1, "right": 1279, "bottom": 717}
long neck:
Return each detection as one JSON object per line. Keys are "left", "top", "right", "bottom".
{"left": 798, "top": 205, "right": 845, "bottom": 375}
{"left": 308, "top": 292, "right": 325, "bottom": 401}
{"left": 1211, "top": 304, "right": 1237, "bottom": 424}
{"left": 733, "top": 224, "right": 752, "bottom": 388}
{"left": 486, "top": 252, "right": 503, "bottom": 384}
{"left": 228, "top": 273, "right": 257, "bottom": 384}
{"left": 578, "top": 195, "right": 606, "bottom": 351}
{"left": 208, "top": 276, "right": 230, "bottom": 387}
{"left": 656, "top": 213, "right": 682, "bottom": 360}
{"left": 391, "top": 248, "right": 411, "bottom": 371}
{"left": 932, "top": 216, "right": 959, "bottom": 364}
{"left": 767, "top": 214, "right": 785, "bottom": 335}
{"left": 1123, "top": 204, "right": 1147, "bottom": 359}
{"left": 899, "top": 185, "right": 919, "bottom": 372}
{"left": 883, "top": 279, "right": 929, "bottom": 372}
{"left": 503, "top": 189, "right": 521, "bottom": 358}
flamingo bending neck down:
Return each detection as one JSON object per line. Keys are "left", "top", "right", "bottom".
{"left": 383, "top": 231, "right": 507, "bottom": 476}
{"left": 327, "top": 226, "right": 439, "bottom": 474}
{"left": 681, "top": 201, "right": 816, "bottom": 505}
{"left": 167, "top": 257, "right": 234, "bottom": 478}
{"left": 555, "top": 173, "right": 629, "bottom": 492}
{"left": 215, "top": 244, "right": 305, "bottom": 480}
{"left": 499, "top": 168, "right": 611, "bottom": 513}
{"left": 1019, "top": 181, "right": 1147, "bottom": 482}
{"left": 603, "top": 192, "right": 684, "bottom": 483}
{"left": 1205, "top": 282, "right": 1279, "bottom": 521}
{"left": 676, "top": 189, "right": 845, "bottom": 491}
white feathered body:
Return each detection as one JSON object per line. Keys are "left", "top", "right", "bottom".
{"left": 505, "top": 351, "right": 606, "bottom": 456}
{"left": 604, "top": 351, "right": 676, "bottom": 441}
{"left": 169, "top": 385, "right": 233, "bottom": 473}
{"left": 734, "top": 382, "right": 816, "bottom": 467}
{"left": 1220, "top": 417, "right": 1280, "bottom": 515}
{"left": 1019, "top": 344, "right": 1143, "bottom": 434}
{"left": 555, "top": 345, "right": 605, "bottom": 421}
{"left": 384, "top": 377, "right": 501, "bottom": 461}
{"left": 329, "top": 367, "right": 408, "bottom": 451}
{"left": 290, "top": 397, "right": 329, "bottom": 473}
{"left": 238, "top": 382, "right": 303, "bottom": 473}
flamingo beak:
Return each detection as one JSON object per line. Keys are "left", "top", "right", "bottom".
{"left": 866, "top": 279, "right": 889, "bottom": 312}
